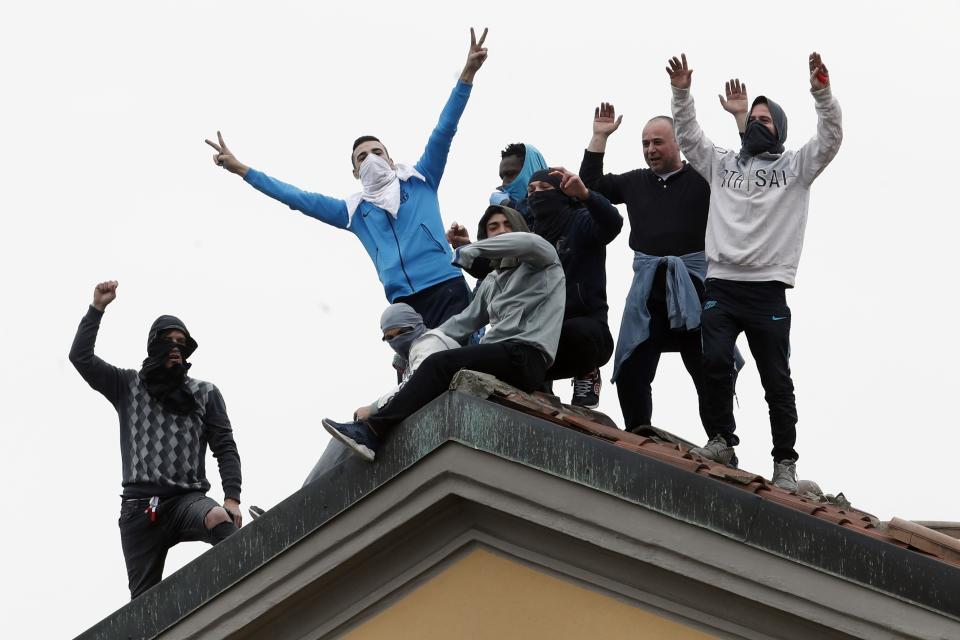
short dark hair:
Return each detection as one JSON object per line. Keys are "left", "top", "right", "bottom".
{"left": 501, "top": 143, "right": 526, "bottom": 161}
{"left": 351, "top": 135, "right": 384, "bottom": 167}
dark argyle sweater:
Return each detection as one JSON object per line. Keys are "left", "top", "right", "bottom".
{"left": 70, "top": 306, "right": 242, "bottom": 500}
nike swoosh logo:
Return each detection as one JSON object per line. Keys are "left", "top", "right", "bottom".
{"left": 771, "top": 315, "right": 787, "bottom": 321}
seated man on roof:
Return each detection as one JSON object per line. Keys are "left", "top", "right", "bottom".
{"left": 354, "top": 303, "right": 460, "bottom": 421}
{"left": 249, "top": 303, "right": 460, "bottom": 517}
{"left": 322, "top": 206, "right": 565, "bottom": 461}
{"left": 205, "top": 28, "right": 489, "bottom": 330}
{"left": 447, "top": 168, "right": 622, "bottom": 408}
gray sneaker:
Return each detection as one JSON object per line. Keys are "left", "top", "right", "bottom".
{"left": 690, "top": 435, "right": 735, "bottom": 465}
{"left": 772, "top": 459, "right": 799, "bottom": 492}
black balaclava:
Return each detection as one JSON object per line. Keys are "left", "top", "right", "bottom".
{"left": 139, "top": 315, "right": 199, "bottom": 415}
{"left": 526, "top": 169, "right": 579, "bottom": 246}
{"left": 475, "top": 205, "right": 530, "bottom": 272}
{"left": 741, "top": 96, "right": 788, "bottom": 157}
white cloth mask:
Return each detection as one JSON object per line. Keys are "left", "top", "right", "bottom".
{"left": 346, "top": 154, "right": 425, "bottom": 226}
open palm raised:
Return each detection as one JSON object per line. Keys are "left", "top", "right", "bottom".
{"left": 666, "top": 53, "right": 693, "bottom": 89}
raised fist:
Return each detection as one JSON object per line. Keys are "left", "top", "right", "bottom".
{"left": 92, "top": 280, "right": 118, "bottom": 311}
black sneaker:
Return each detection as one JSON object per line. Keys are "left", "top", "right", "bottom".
{"left": 322, "top": 418, "right": 381, "bottom": 462}
{"left": 571, "top": 369, "right": 601, "bottom": 408}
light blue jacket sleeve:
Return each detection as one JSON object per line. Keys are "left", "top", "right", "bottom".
{"left": 414, "top": 81, "right": 473, "bottom": 190}
{"left": 244, "top": 168, "right": 350, "bottom": 229}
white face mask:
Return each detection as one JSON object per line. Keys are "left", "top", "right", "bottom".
{"left": 344, "top": 153, "right": 425, "bottom": 226}
{"left": 359, "top": 153, "right": 397, "bottom": 191}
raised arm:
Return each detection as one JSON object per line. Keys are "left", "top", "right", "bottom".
{"left": 795, "top": 52, "right": 843, "bottom": 186}
{"left": 668, "top": 53, "right": 720, "bottom": 178}
{"left": 206, "top": 131, "right": 350, "bottom": 228}
{"left": 454, "top": 232, "right": 560, "bottom": 271}
{"left": 415, "top": 28, "right": 488, "bottom": 189}
{"left": 580, "top": 103, "right": 629, "bottom": 203}
{"left": 718, "top": 78, "right": 749, "bottom": 133}
{"left": 69, "top": 281, "right": 125, "bottom": 406}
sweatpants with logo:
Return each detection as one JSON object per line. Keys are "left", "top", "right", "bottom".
{"left": 701, "top": 278, "right": 798, "bottom": 462}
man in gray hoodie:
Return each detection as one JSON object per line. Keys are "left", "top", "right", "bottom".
{"left": 323, "top": 206, "right": 565, "bottom": 461}
{"left": 667, "top": 52, "right": 842, "bottom": 490}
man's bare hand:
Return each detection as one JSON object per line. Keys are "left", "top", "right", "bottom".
{"left": 718, "top": 78, "right": 749, "bottom": 132}
{"left": 593, "top": 102, "right": 623, "bottom": 138}
{"left": 666, "top": 53, "right": 693, "bottom": 89}
{"left": 205, "top": 131, "right": 249, "bottom": 177}
{"left": 223, "top": 498, "right": 242, "bottom": 528}
{"left": 460, "top": 27, "right": 489, "bottom": 85}
{"left": 549, "top": 167, "right": 590, "bottom": 201}
{"left": 446, "top": 222, "right": 472, "bottom": 249}
{"left": 718, "top": 78, "right": 748, "bottom": 115}
{"left": 92, "top": 280, "right": 118, "bottom": 312}
{"left": 809, "top": 52, "right": 829, "bottom": 91}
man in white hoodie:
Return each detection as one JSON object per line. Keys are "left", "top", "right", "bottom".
{"left": 667, "top": 52, "right": 842, "bottom": 491}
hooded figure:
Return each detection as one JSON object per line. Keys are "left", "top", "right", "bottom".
{"left": 380, "top": 303, "right": 428, "bottom": 361}
{"left": 741, "top": 96, "right": 788, "bottom": 157}
{"left": 495, "top": 143, "right": 548, "bottom": 206}
{"left": 139, "top": 315, "right": 199, "bottom": 414}
{"left": 526, "top": 169, "right": 581, "bottom": 246}
{"left": 473, "top": 205, "right": 531, "bottom": 273}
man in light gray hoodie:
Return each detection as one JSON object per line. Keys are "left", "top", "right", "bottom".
{"left": 667, "top": 52, "right": 842, "bottom": 490}
{"left": 323, "top": 206, "right": 565, "bottom": 461}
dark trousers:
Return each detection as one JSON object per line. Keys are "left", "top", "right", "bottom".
{"left": 395, "top": 276, "right": 471, "bottom": 329}
{"left": 118, "top": 492, "right": 223, "bottom": 599}
{"left": 701, "top": 279, "right": 798, "bottom": 461}
{"left": 546, "top": 317, "right": 614, "bottom": 380}
{"left": 616, "top": 327, "right": 707, "bottom": 432}
{"left": 369, "top": 341, "right": 548, "bottom": 434}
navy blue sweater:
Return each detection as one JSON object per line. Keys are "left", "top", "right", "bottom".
{"left": 550, "top": 191, "right": 623, "bottom": 323}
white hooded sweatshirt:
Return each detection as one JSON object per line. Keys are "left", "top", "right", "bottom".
{"left": 671, "top": 85, "right": 842, "bottom": 286}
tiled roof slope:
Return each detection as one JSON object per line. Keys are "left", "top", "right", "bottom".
{"left": 450, "top": 370, "right": 960, "bottom": 569}
{"left": 75, "top": 383, "right": 960, "bottom": 639}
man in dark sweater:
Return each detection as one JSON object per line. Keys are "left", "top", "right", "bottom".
{"left": 70, "top": 281, "right": 243, "bottom": 599}
{"left": 580, "top": 103, "right": 712, "bottom": 433}
{"left": 527, "top": 167, "right": 623, "bottom": 407}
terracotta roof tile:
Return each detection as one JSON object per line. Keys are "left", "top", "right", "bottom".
{"left": 484, "top": 385, "right": 960, "bottom": 569}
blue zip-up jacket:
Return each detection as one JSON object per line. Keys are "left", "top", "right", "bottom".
{"left": 243, "top": 81, "right": 472, "bottom": 302}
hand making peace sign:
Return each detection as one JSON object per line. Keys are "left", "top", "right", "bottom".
{"left": 460, "top": 27, "right": 489, "bottom": 84}
{"left": 204, "top": 131, "right": 248, "bottom": 177}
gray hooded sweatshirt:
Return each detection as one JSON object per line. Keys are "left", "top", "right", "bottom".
{"left": 671, "top": 85, "right": 842, "bottom": 286}
{"left": 438, "top": 206, "right": 565, "bottom": 365}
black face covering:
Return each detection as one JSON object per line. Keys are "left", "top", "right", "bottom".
{"left": 740, "top": 96, "right": 788, "bottom": 157}
{"left": 527, "top": 190, "right": 576, "bottom": 244}
{"left": 139, "top": 316, "right": 199, "bottom": 415}
{"left": 741, "top": 120, "right": 780, "bottom": 156}
{"left": 527, "top": 169, "right": 578, "bottom": 245}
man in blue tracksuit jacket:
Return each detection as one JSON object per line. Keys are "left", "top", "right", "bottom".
{"left": 206, "top": 28, "right": 489, "bottom": 329}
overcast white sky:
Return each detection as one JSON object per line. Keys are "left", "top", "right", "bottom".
{"left": 3, "top": 1, "right": 960, "bottom": 636}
